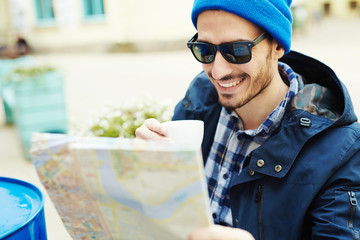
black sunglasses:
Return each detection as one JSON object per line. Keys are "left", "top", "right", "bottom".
{"left": 187, "top": 32, "right": 269, "bottom": 64}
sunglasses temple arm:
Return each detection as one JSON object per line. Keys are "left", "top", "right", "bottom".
{"left": 188, "top": 33, "right": 198, "bottom": 43}
{"left": 253, "top": 32, "right": 269, "bottom": 46}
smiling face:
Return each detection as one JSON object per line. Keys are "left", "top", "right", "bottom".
{"left": 197, "top": 10, "right": 284, "bottom": 110}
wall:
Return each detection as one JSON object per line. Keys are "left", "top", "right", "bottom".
{"left": 0, "top": 0, "right": 10, "bottom": 46}
{"left": 0, "top": 0, "right": 195, "bottom": 52}
{"left": 320, "top": 0, "right": 360, "bottom": 17}
{"left": 1, "top": 0, "right": 358, "bottom": 52}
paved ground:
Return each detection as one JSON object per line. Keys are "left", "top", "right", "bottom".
{"left": 0, "top": 17, "right": 359, "bottom": 239}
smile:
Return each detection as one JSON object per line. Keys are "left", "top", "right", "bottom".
{"left": 218, "top": 80, "right": 241, "bottom": 88}
{"left": 217, "top": 76, "right": 246, "bottom": 89}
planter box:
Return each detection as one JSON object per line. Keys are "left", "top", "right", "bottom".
{"left": 12, "top": 71, "right": 68, "bottom": 159}
{"left": 0, "top": 56, "right": 34, "bottom": 124}
{"left": 2, "top": 88, "right": 15, "bottom": 124}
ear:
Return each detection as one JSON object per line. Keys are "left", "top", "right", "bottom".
{"left": 273, "top": 42, "right": 285, "bottom": 60}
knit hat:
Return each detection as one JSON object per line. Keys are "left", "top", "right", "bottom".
{"left": 191, "top": 0, "right": 293, "bottom": 54}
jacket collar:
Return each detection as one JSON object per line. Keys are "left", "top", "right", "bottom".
{"left": 280, "top": 51, "right": 357, "bottom": 126}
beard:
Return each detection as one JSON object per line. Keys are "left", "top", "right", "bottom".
{"left": 214, "top": 52, "right": 274, "bottom": 110}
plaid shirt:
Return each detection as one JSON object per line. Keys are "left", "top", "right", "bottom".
{"left": 204, "top": 62, "right": 299, "bottom": 226}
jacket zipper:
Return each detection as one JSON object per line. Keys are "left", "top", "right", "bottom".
{"left": 255, "top": 185, "right": 264, "bottom": 240}
{"left": 348, "top": 191, "right": 360, "bottom": 239}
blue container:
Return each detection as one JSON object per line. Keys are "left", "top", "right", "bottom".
{"left": 0, "top": 177, "right": 47, "bottom": 240}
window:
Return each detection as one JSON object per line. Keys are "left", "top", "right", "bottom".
{"left": 34, "top": 0, "right": 55, "bottom": 24}
{"left": 83, "top": 0, "right": 105, "bottom": 19}
{"left": 349, "top": 1, "right": 358, "bottom": 10}
{"left": 323, "top": 2, "right": 331, "bottom": 16}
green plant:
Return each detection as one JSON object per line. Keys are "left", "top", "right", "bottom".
{"left": 6, "top": 65, "right": 55, "bottom": 83}
{"left": 88, "top": 98, "right": 174, "bottom": 138}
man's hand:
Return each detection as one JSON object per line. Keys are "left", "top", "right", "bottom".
{"left": 187, "top": 225, "right": 255, "bottom": 240}
{"left": 135, "top": 118, "right": 172, "bottom": 141}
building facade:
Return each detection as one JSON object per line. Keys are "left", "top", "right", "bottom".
{"left": 0, "top": 0, "right": 194, "bottom": 52}
{"left": 0, "top": 0, "right": 359, "bottom": 52}
{"left": 293, "top": 0, "right": 360, "bottom": 20}
{"left": 321, "top": 0, "right": 360, "bottom": 17}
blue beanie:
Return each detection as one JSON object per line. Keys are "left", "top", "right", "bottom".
{"left": 191, "top": 0, "right": 293, "bottom": 54}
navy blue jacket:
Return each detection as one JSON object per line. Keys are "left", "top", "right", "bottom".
{"left": 173, "top": 51, "right": 360, "bottom": 239}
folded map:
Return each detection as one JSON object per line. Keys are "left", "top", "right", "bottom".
{"left": 31, "top": 133, "right": 213, "bottom": 240}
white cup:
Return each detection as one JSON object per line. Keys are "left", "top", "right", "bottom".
{"left": 161, "top": 120, "right": 204, "bottom": 146}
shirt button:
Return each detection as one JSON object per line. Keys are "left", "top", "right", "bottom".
{"left": 212, "top": 213, "right": 217, "bottom": 219}
{"left": 257, "top": 159, "right": 265, "bottom": 168}
{"left": 275, "top": 165, "right": 282, "bottom": 172}
{"left": 249, "top": 169, "right": 255, "bottom": 175}
{"left": 223, "top": 173, "right": 229, "bottom": 180}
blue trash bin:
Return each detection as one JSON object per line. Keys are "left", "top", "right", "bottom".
{"left": 0, "top": 177, "right": 47, "bottom": 240}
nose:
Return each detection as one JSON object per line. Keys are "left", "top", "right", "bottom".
{"left": 210, "top": 51, "right": 233, "bottom": 80}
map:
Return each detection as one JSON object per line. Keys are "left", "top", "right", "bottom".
{"left": 31, "top": 133, "right": 213, "bottom": 240}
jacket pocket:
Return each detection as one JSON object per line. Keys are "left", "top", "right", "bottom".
{"left": 348, "top": 191, "right": 360, "bottom": 239}
{"left": 332, "top": 190, "right": 360, "bottom": 239}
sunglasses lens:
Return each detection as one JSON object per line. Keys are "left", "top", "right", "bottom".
{"left": 222, "top": 43, "right": 251, "bottom": 63}
{"left": 191, "top": 44, "right": 215, "bottom": 63}
{"left": 189, "top": 42, "right": 252, "bottom": 64}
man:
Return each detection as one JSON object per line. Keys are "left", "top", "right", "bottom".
{"left": 136, "top": 0, "right": 360, "bottom": 239}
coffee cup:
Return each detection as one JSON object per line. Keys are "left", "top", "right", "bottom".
{"left": 161, "top": 120, "right": 204, "bottom": 147}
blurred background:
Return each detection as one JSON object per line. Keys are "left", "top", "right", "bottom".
{"left": 0, "top": 0, "right": 360, "bottom": 239}
{"left": 0, "top": 0, "right": 359, "bottom": 53}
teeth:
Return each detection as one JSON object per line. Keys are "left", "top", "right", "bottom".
{"left": 219, "top": 80, "right": 241, "bottom": 88}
